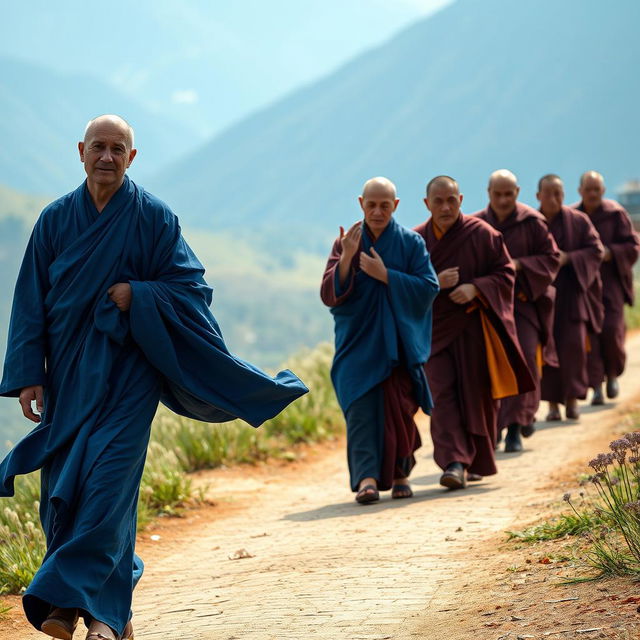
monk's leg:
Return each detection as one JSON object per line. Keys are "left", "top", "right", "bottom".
{"left": 499, "top": 315, "right": 540, "bottom": 444}
{"left": 426, "top": 347, "right": 474, "bottom": 471}
{"left": 601, "top": 303, "right": 626, "bottom": 388}
{"left": 23, "top": 353, "right": 161, "bottom": 638}
{"left": 344, "top": 385, "right": 384, "bottom": 492}
{"left": 381, "top": 366, "right": 421, "bottom": 494}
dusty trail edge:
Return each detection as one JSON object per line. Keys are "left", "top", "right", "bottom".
{"left": 2, "top": 335, "right": 640, "bottom": 640}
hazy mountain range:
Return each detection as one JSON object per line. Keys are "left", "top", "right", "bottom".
{"left": 147, "top": 0, "right": 640, "bottom": 252}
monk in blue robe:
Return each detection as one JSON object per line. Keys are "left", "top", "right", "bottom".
{"left": 321, "top": 177, "right": 439, "bottom": 504}
{"left": 0, "top": 115, "right": 307, "bottom": 640}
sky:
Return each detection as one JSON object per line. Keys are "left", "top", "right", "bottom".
{"left": 0, "top": 0, "right": 453, "bottom": 138}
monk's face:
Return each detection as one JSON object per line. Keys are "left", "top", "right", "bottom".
{"left": 579, "top": 175, "right": 605, "bottom": 211}
{"left": 425, "top": 180, "right": 463, "bottom": 232}
{"left": 79, "top": 120, "right": 136, "bottom": 189}
{"left": 488, "top": 177, "right": 520, "bottom": 218}
{"left": 537, "top": 178, "right": 564, "bottom": 215}
{"left": 358, "top": 185, "right": 398, "bottom": 237}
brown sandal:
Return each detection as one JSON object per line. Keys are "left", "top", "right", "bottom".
{"left": 85, "top": 621, "right": 134, "bottom": 640}
{"left": 41, "top": 608, "right": 79, "bottom": 640}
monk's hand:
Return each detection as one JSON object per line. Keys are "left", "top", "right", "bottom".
{"left": 360, "top": 247, "right": 388, "bottom": 284}
{"left": 559, "top": 250, "right": 570, "bottom": 266}
{"left": 449, "top": 283, "right": 478, "bottom": 305}
{"left": 437, "top": 267, "right": 459, "bottom": 289}
{"left": 339, "top": 222, "right": 362, "bottom": 261}
{"left": 19, "top": 385, "right": 44, "bottom": 423}
{"left": 108, "top": 282, "right": 132, "bottom": 311}
{"left": 512, "top": 258, "right": 521, "bottom": 271}
{"left": 603, "top": 247, "right": 612, "bottom": 262}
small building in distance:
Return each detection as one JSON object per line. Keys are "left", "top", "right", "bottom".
{"left": 618, "top": 180, "right": 640, "bottom": 230}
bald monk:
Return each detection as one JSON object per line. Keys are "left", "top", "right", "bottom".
{"left": 474, "top": 170, "right": 560, "bottom": 452}
{"left": 321, "top": 177, "right": 439, "bottom": 503}
{"left": 414, "top": 176, "right": 534, "bottom": 489}
{"left": 572, "top": 171, "right": 640, "bottom": 404}
{"left": 537, "top": 174, "right": 604, "bottom": 420}
{"left": 0, "top": 115, "right": 307, "bottom": 640}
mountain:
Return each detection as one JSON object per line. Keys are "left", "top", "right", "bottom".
{"left": 0, "top": 57, "right": 198, "bottom": 194}
{"left": 148, "top": 0, "right": 640, "bottom": 253}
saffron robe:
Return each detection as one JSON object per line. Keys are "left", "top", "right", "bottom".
{"left": 0, "top": 177, "right": 308, "bottom": 635}
{"left": 572, "top": 199, "right": 640, "bottom": 386}
{"left": 474, "top": 203, "right": 560, "bottom": 428}
{"left": 541, "top": 206, "right": 604, "bottom": 403}
{"left": 320, "top": 218, "right": 439, "bottom": 491}
{"left": 414, "top": 214, "right": 534, "bottom": 476}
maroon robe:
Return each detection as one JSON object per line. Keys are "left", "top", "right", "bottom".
{"left": 572, "top": 199, "right": 640, "bottom": 386}
{"left": 541, "top": 206, "right": 604, "bottom": 403}
{"left": 474, "top": 203, "right": 561, "bottom": 428}
{"left": 414, "top": 214, "right": 535, "bottom": 476}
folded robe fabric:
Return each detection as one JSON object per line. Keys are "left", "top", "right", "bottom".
{"left": 0, "top": 176, "right": 308, "bottom": 634}
{"left": 321, "top": 217, "right": 439, "bottom": 415}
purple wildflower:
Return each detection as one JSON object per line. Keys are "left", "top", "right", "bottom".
{"left": 563, "top": 492, "right": 571, "bottom": 502}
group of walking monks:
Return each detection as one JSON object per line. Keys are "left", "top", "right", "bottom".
{"left": 321, "top": 170, "right": 639, "bottom": 504}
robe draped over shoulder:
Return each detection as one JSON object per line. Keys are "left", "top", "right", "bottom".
{"left": 0, "top": 176, "right": 307, "bottom": 635}
{"left": 320, "top": 217, "right": 439, "bottom": 414}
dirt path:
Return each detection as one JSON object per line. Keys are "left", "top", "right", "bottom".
{"left": 2, "top": 335, "right": 640, "bottom": 640}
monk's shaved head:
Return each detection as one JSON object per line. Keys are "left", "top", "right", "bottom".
{"left": 362, "top": 176, "right": 397, "bottom": 200}
{"left": 579, "top": 170, "right": 605, "bottom": 188}
{"left": 426, "top": 175, "right": 459, "bottom": 197}
{"left": 84, "top": 114, "right": 135, "bottom": 150}
{"left": 537, "top": 173, "right": 563, "bottom": 192}
{"left": 488, "top": 169, "right": 518, "bottom": 189}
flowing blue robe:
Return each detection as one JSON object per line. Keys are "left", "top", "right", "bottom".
{"left": 322, "top": 218, "right": 439, "bottom": 415}
{"left": 0, "top": 176, "right": 307, "bottom": 635}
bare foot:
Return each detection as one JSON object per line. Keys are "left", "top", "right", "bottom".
{"left": 391, "top": 477, "right": 413, "bottom": 499}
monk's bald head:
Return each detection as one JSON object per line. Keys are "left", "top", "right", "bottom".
{"left": 488, "top": 169, "right": 518, "bottom": 190}
{"left": 358, "top": 176, "right": 399, "bottom": 238}
{"left": 84, "top": 114, "right": 135, "bottom": 150}
{"left": 488, "top": 169, "right": 520, "bottom": 219}
{"left": 361, "top": 176, "right": 397, "bottom": 200}
{"left": 579, "top": 170, "right": 605, "bottom": 189}
{"left": 579, "top": 170, "right": 606, "bottom": 213}
{"left": 426, "top": 175, "right": 459, "bottom": 198}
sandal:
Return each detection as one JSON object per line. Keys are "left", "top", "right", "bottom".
{"left": 391, "top": 484, "right": 413, "bottom": 499}
{"left": 85, "top": 620, "right": 134, "bottom": 640}
{"left": 355, "top": 484, "right": 379, "bottom": 504}
{"left": 41, "top": 608, "right": 79, "bottom": 640}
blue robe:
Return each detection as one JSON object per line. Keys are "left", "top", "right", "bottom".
{"left": 320, "top": 218, "right": 438, "bottom": 490}
{"left": 321, "top": 218, "right": 438, "bottom": 415}
{"left": 0, "top": 176, "right": 307, "bottom": 635}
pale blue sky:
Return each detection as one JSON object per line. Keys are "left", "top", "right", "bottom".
{"left": 0, "top": 0, "right": 453, "bottom": 137}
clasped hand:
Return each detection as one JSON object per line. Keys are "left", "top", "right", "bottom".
{"left": 108, "top": 282, "right": 132, "bottom": 311}
{"left": 437, "top": 266, "right": 477, "bottom": 304}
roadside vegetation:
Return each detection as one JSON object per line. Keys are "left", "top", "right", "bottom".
{"left": 0, "top": 343, "right": 340, "bottom": 595}
{"left": 508, "top": 423, "right": 640, "bottom": 582}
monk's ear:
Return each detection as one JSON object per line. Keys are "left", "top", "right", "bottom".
{"left": 78, "top": 141, "right": 85, "bottom": 162}
{"left": 423, "top": 197, "right": 430, "bottom": 209}
{"left": 127, "top": 148, "right": 137, "bottom": 167}
{"left": 515, "top": 186, "right": 521, "bottom": 198}
{"left": 459, "top": 193, "right": 464, "bottom": 205}
{"left": 358, "top": 195, "right": 365, "bottom": 212}
{"left": 393, "top": 198, "right": 399, "bottom": 211}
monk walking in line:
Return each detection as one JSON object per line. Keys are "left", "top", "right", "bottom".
{"left": 572, "top": 171, "right": 639, "bottom": 405}
{"left": 474, "top": 170, "right": 560, "bottom": 452}
{"left": 414, "top": 176, "right": 534, "bottom": 489}
{"left": 321, "top": 177, "right": 439, "bottom": 503}
{"left": 538, "top": 174, "right": 604, "bottom": 421}
{"left": 0, "top": 115, "right": 307, "bottom": 640}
